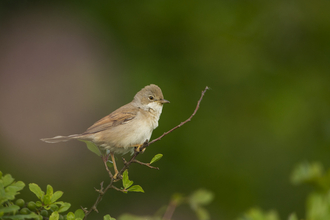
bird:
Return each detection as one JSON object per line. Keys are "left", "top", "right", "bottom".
{"left": 41, "top": 84, "right": 169, "bottom": 178}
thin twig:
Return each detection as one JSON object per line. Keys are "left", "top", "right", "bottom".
{"left": 83, "top": 86, "right": 209, "bottom": 219}
{"left": 149, "top": 86, "right": 209, "bottom": 146}
{"left": 83, "top": 179, "right": 114, "bottom": 217}
{"left": 110, "top": 185, "right": 126, "bottom": 193}
{"left": 132, "top": 159, "right": 159, "bottom": 170}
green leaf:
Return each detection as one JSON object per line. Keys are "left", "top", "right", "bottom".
{"left": 288, "top": 213, "right": 298, "bottom": 220}
{"left": 58, "top": 202, "right": 71, "bottom": 213}
{"left": 291, "top": 162, "right": 323, "bottom": 185}
{"left": 46, "top": 185, "right": 54, "bottom": 197}
{"left": 43, "top": 194, "right": 52, "bottom": 205}
{"left": 66, "top": 212, "right": 75, "bottom": 220}
{"left": 5, "top": 213, "right": 39, "bottom": 220}
{"left": 74, "top": 209, "right": 85, "bottom": 219}
{"left": 0, "top": 205, "right": 20, "bottom": 214}
{"left": 29, "top": 183, "right": 44, "bottom": 200}
{"left": 2, "top": 174, "right": 14, "bottom": 187}
{"left": 104, "top": 214, "right": 116, "bottom": 220}
{"left": 150, "top": 154, "right": 163, "bottom": 164}
{"left": 239, "top": 208, "right": 280, "bottom": 220}
{"left": 5, "top": 181, "right": 25, "bottom": 199}
{"left": 189, "top": 189, "right": 214, "bottom": 208}
{"left": 0, "top": 182, "right": 8, "bottom": 204}
{"left": 9, "top": 181, "right": 25, "bottom": 192}
{"left": 80, "top": 140, "right": 101, "bottom": 156}
{"left": 49, "top": 211, "right": 59, "bottom": 220}
{"left": 127, "top": 185, "right": 144, "bottom": 193}
{"left": 306, "top": 191, "right": 330, "bottom": 220}
{"left": 122, "top": 170, "right": 133, "bottom": 189}
{"left": 36, "top": 201, "right": 42, "bottom": 207}
{"left": 51, "top": 191, "right": 63, "bottom": 203}
{"left": 195, "top": 207, "right": 210, "bottom": 220}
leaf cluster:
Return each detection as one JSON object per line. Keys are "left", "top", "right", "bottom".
{"left": 115, "top": 189, "right": 214, "bottom": 220}
{"left": 239, "top": 161, "right": 330, "bottom": 220}
{"left": 0, "top": 171, "right": 37, "bottom": 219}
{"left": 0, "top": 171, "right": 86, "bottom": 220}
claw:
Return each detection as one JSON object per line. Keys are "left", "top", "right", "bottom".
{"left": 134, "top": 144, "right": 146, "bottom": 153}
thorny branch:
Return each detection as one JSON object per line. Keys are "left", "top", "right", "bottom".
{"left": 82, "top": 86, "right": 209, "bottom": 219}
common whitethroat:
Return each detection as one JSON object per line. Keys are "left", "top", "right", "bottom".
{"left": 41, "top": 84, "right": 169, "bottom": 178}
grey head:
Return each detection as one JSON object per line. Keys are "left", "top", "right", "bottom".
{"left": 133, "top": 84, "right": 170, "bottom": 107}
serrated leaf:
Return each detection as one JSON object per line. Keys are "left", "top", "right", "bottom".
{"left": 58, "top": 202, "right": 71, "bottom": 213}
{"left": 2, "top": 174, "right": 14, "bottom": 187}
{"left": 127, "top": 185, "right": 144, "bottom": 193}
{"left": 0, "top": 205, "right": 20, "bottom": 213}
{"left": 122, "top": 170, "right": 133, "bottom": 189}
{"left": 49, "top": 211, "right": 59, "bottom": 220}
{"left": 66, "top": 212, "right": 75, "bottom": 220}
{"left": 80, "top": 140, "right": 101, "bottom": 156}
{"left": 74, "top": 209, "right": 85, "bottom": 219}
{"left": 29, "top": 183, "right": 44, "bottom": 200}
{"left": 150, "top": 154, "right": 163, "bottom": 164}
{"left": 51, "top": 191, "right": 63, "bottom": 203}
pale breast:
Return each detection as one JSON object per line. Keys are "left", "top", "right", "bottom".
{"left": 93, "top": 103, "right": 163, "bottom": 155}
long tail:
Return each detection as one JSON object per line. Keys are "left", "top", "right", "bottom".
{"left": 40, "top": 134, "right": 81, "bottom": 143}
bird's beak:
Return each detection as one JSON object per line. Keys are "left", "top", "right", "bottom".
{"left": 159, "top": 99, "right": 170, "bottom": 104}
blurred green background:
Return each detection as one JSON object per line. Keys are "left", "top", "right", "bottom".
{"left": 0, "top": 0, "right": 330, "bottom": 219}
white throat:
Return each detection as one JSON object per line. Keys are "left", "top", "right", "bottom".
{"left": 146, "top": 102, "right": 163, "bottom": 118}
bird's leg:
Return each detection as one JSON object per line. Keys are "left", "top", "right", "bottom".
{"left": 102, "top": 154, "right": 113, "bottom": 178}
{"left": 110, "top": 152, "right": 119, "bottom": 179}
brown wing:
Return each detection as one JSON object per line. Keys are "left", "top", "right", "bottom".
{"left": 83, "top": 103, "right": 138, "bottom": 135}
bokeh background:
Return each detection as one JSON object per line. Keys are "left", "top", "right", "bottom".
{"left": 1, "top": 0, "right": 330, "bottom": 219}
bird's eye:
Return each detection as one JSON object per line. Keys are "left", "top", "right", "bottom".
{"left": 148, "top": 96, "right": 154, "bottom": 100}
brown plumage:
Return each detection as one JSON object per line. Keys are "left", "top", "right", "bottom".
{"left": 41, "top": 84, "right": 169, "bottom": 155}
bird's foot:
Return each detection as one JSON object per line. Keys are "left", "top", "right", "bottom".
{"left": 134, "top": 144, "right": 146, "bottom": 153}
{"left": 113, "top": 172, "right": 121, "bottom": 182}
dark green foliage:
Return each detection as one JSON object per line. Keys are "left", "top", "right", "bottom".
{"left": 0, "top": 171, "right": 84, "bottom": 220}
{"left": 5, "top": 161, "right": 330, "bottom": 219}
{"left": 239, "top": 162, "right": 330, "bottom": 220}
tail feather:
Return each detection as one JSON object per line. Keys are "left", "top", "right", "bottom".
{"left": 41, "top": 134, "right": 81, "bottom": 143}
